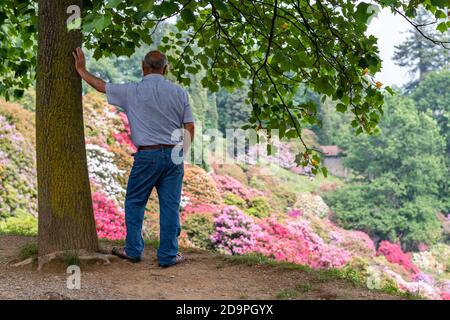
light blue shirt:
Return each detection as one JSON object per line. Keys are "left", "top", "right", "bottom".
{"left": 106, "top": 74, "right": 194, "bottom": 147}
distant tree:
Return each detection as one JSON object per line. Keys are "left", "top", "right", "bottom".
{"left": 324, "top": 96, "right": 446, "bottom": 250}
{"left": 216, "top": 85, "right": 252, "bottom": 135}
{"left": 393, "top": 9, "right": 449, "bottom": 90}
{"left": 411, "top": 70, "right": 450, "bottom": 212}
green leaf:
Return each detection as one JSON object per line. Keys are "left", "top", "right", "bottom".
{"left": 94, "top": 15, "right": 112, "bottom": 32}
{"left": 355, "top": 3, "right": 373, "bottom": 24}
{"left": 140, "top": 0, "right": 155, "bottom": 12}
{"left": 321, "top": 167, "right": 328, "bottom": 178}
{"left": 159, "top": 1, "right": 179, "bottom": 15}
{"left": 13, "top": 89, "right": 24, "bottom": 99}
{"left": 436, "top": 22, "right": 447, "bottom": 33}
{"left": 181, "top": 9, "right": 196, "bottom": 24}
{"left": 106, "top": 0, "right": 122, "bottom": 9}
{"left": 430, "top": 0, "right": 448, "bottom": 7}
{"left": 336, "top": 103, "right": 347, "bottom": 113}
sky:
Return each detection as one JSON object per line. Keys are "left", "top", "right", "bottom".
{"left": 366, "top": 8, "right": 413, "bottom": 87}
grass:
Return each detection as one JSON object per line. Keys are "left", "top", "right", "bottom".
{"left": 276, "top": 289, "right": 300, "bottom": 300}
{"left": 262, "top": 163, "right": 344, "bottom": 194}
{"left": 18, "top": 242, "right": 38, "bottom": 261}
{"left": 223, "top": 253, "right": 423, "bottom": 299}
{"left": 63, "top": 252, "right": 80, "bottom": 267}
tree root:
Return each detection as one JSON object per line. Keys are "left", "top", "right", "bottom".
{"left": 12, "top": 249, "right": 118, "bottom": 271}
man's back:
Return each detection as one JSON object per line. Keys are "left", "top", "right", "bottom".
{"left": 106, "top": 74, "right": 194, "bottom": 147}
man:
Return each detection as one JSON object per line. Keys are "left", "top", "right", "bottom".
{"left": 73, "top": 47, "right": 195, "bottom": 268}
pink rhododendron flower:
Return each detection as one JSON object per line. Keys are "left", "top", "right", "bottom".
{"left": 92, "top": 191, "right": 126, "bottom": 240}
{"left": 113, "top": 112, "right": 137, "bottom": 152}
{"left": 212, "top": 174, "right": 263, "bottom": 201}
{"left": 287, "top": 209, "right": 303, "bottom": 218}
{"left": 210, "top": 206, "right": 260, "bottom": 255}
{"left": 377, "top": 241, "right": 420, "bottom": 274}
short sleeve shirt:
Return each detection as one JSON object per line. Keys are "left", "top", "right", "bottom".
{"left": 105, "top": 74, "right": 194, "bottom": 147}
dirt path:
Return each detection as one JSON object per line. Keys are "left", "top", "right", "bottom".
{"left": 0, "top": 235, "right": 402, "bottom": 300}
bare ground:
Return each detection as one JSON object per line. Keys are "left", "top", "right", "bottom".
{"left": 0, "top": 235, "right": 403, "bottom": 300}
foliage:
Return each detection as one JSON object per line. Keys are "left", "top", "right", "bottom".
{"left": 0, "top": 113, "right": 36, "bottom": 218}
{"left": 216, "top": 85, "right": 252, "bottom": 134}
{"left": 18, "top": 242, "right": 38, "bottom": 261}
{"left": 377, "top": 241, "right": 420, "bottom": 275}
{"left": 92, "top": 191, "right": 126, "bottom": 241}
{"left": 3, "top": 1, "right": 448, "bottom": 172}
{"left": 213, "top": 174, "right": 263, "bottom": 201}
{"left": 211, "top": 163, "right": 248, "bottom": 184}
{"left": 210, "top": 206, "right": 260, "bottom": 255}
{"left": 324, "top": 96, "right": 446, "bottom": 249}
{"left": 294, "top": 192, "right": 330, "bottom": 218}
{"left": 0, "top": 212, "right": 37, "bottom": 236}
{"left": 393, "top": 9, "right": 449, "bottom": 90}
{"left": 183, "top": 166, "right": 222, "bottom": 205}
{"left": 252, "top": 218, "right": 351, "bottom": 269}
{"left": 410, "top": 70, "right": 450, "bottom": 212}
{"left": 245, "top": 196, "right": 271, "bottom": 219}
{"left": 183, "top": 213, "right": 215, "bottom": 250}
{"left": 86, "top": 144, "right": 126, "bottom": 200}
{"left": 223, "top": 192, "right": 246, "bottom": 208}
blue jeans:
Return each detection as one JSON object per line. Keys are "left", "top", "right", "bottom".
{"left": 124, "top": 147, "right": 183, "bottom": 265}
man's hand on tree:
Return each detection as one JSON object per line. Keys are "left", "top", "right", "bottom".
{"left": 72, "top": 47, "right": 106, "bottom": 93}
{"left": 72, "top": 47, "right": 86, "bottom": 74}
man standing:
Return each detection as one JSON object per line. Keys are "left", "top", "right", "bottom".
{"left": 73, "top": 48, "right": 195, "bottom": 268}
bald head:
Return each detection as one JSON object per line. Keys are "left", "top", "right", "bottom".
{"left": 143, "top": 50, "right": 168, "bottom": 75}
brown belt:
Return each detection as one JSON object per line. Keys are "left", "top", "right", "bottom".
{"left": 138, "top": 144, "right": 176, "bottom": 151}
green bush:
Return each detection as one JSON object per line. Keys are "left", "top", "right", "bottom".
{"left": 0, "top": 213, "right": 38, "bottom": 236}
{"left": 183, "top": 214, "right": 215, "bottom": 250}
{"left": 245, "top": 196, "right": 271, "bottom": 218}
{"left": 223, "top": 192, "right": 246, "bottom": 208}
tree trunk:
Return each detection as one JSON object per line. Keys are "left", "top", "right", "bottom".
{"left": 36, "top": 0, "right": 98, "bottom": 255}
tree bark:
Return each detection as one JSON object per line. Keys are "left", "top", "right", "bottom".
{"left": 36, "top": 0, "right": 98, "bottom": 255}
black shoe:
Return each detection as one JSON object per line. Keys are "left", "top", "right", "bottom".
{"left": 159, "top": 252, "right": 186, "bottom": 268}
{"left": 111, "top": 247, "right": 141, "bottom": 263}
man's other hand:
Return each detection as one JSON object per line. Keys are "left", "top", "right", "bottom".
{"left": 72, "top": 47, "right": 86, "bottom": 74}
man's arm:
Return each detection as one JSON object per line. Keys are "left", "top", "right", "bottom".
{"left": 183, "top": 122, "right": 195, "bottom": 153}
{"left": 72, "top": 47, "right": 106, "bottom": 93}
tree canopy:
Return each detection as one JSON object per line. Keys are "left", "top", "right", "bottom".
{"left": 1, "top": 0, "right": 449, "bottom": 173}
{"left": 323, "top": 95, "right": 446, "bottom": 249}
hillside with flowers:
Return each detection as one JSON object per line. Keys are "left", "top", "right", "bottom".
{"left": 0, "top": 93, "right": 449, "bottom": 300}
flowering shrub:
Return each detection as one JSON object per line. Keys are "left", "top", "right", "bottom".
{"left": 92, "top": 192, "right": 126, "bottom": 241}
{"left": 377, "top": 241, "right": 420, "bottom": 274}
{"left": 86, "top": 144, "right": 125, "bottom": 200}
{"left": 183, "top": 166, "right": 222, "bottom": 204}
{"left": 412, "top": 251, "right": 445, "bottom": 273}
{"left": 210, "top": 206, "right": 260, "bottom": 255}
{"left": 213, "top": 174, "right": 263, "bottom": 201}
{"left": 0, "top": 212, "right": 37, "bottom": 236}
{"left": 246, "top": 196, "right": 271, "bottom": 218}
{"left": 180, "top": 193, "right": 191, "bottom": 209}
{"left": 182, "top": 203, "right": 221, "bottom": 216}
{"left": 287, "top": 209, "right": 303, "bottom": 218}
{"left": 294, "top": 193, "right": 330, "bottom": 218}
{"left": 113, "top": 112, "right": 137, "bottom": 152}
{"left": 0, "top": 114, "right": 37, "bottom": 218}
{"left": 184, "top": 213, "right": 215, "bottom": 249}
{"left": 242, "top": 139, "right": 296, "bottom": 169}
{"left": 330, "top": 229, "right": 376, "bottom": 257}
{"left": 252, "top": 219, "right": 351, "bottom": 269}
{"left": 441, "top": 292, "right": 450, "bottom": 300}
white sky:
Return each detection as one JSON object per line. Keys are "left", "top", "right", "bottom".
{"left": 366, "top": 8, "right": 413, "bottom": 87}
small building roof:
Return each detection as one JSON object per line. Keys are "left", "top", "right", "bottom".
{"left": 319, "top": 145, "right": 343, "bottom": 157}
